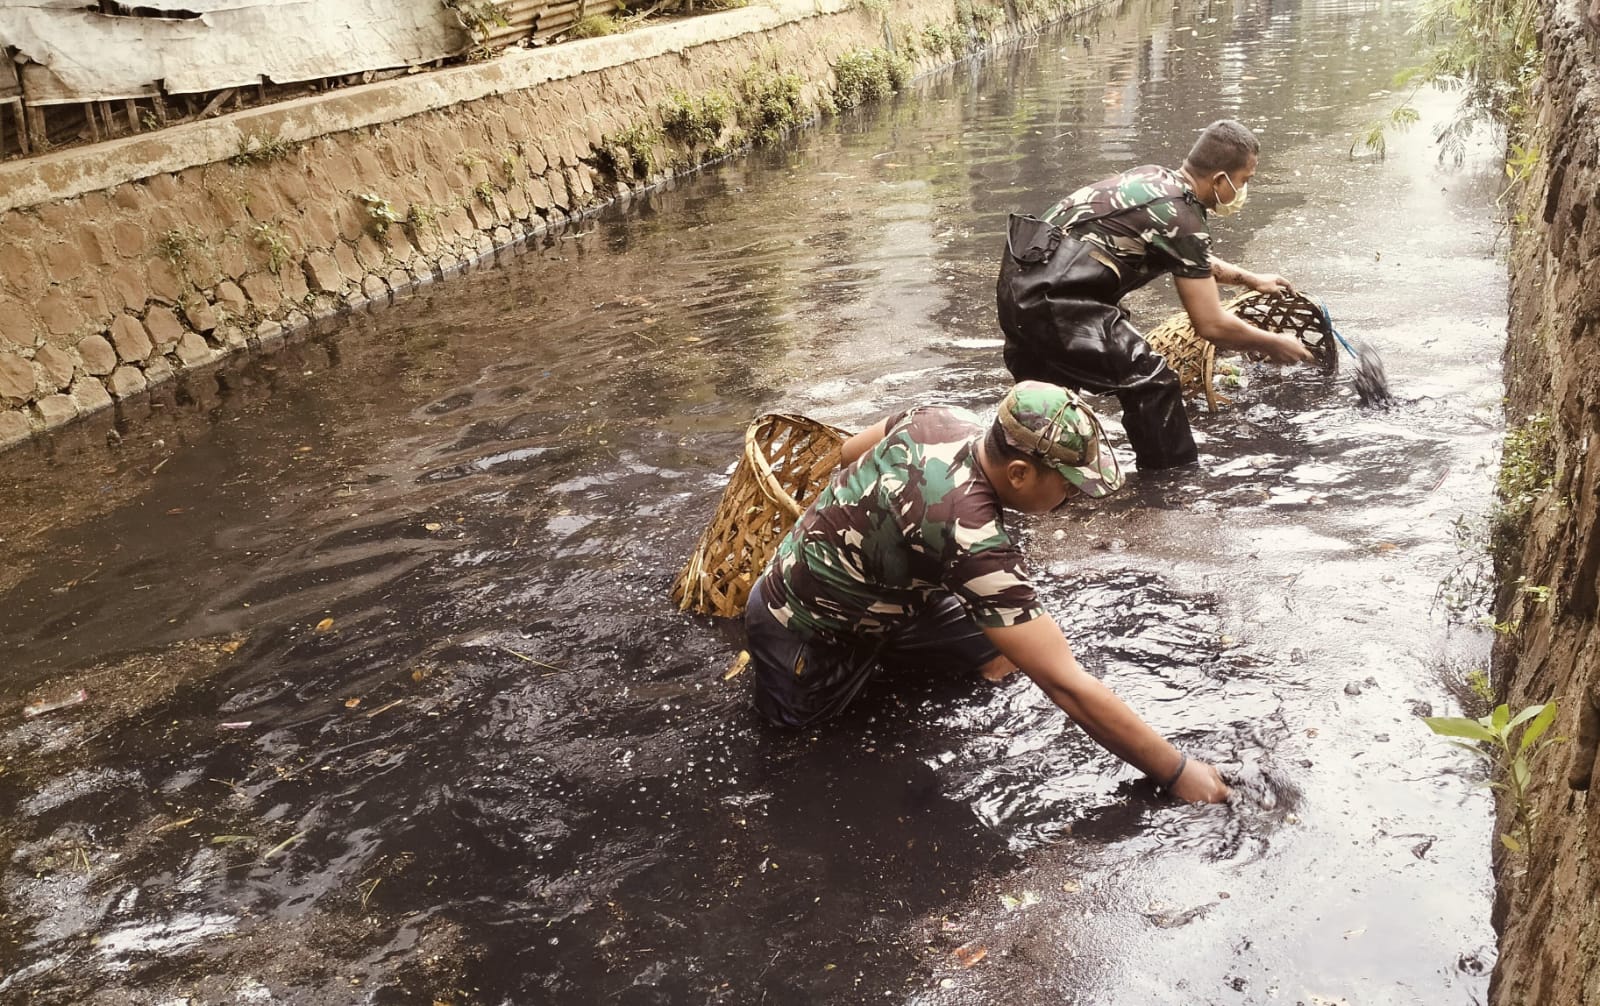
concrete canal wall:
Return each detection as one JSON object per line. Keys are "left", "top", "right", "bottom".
{"left": 0, "top": 0, "right": 1076, "bottom": 450}
{"left": 1493, "top": 0, "right": 1600, "bottom": 1001}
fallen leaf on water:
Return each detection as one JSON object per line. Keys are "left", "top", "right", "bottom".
{"left": 344, "top": 697, "right": 361, "bottom": 709}
{"left": 724, "top": 650, "right": 751, "bottom": 681}
{"left": 999, "top": 891, "right": 1040, "bottom": 911}
{"left": 411, "top": 668, "right": 428, "bottom": 683}
{"left": 220, "top": 639, "right": 243, "bottom": 654}
{"left": 1060, "top": 879, "right": 1081, "bottom": 893}
{"left": 424, "top": 522, "right": 443, "bottom": 532}
{"left": 297, "top": 445, "right": 313, "bottom": 453}
{"left": 315, "top": 617, "right": 334, "bottom": 633}
{"left": 952, "top": 943, "right": 987, "bottom": 968}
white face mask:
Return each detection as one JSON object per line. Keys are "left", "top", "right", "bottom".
{"left": 1212, "top": 173, "right": 1249, "bottom": 217}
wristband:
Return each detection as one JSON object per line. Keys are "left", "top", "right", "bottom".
{"left": 1158, "top": 753, "right": 1188, "bottom": 791}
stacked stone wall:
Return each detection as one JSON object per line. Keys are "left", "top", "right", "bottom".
{"left": 1492, "top": 0, "right": 1600, "bottom": 1002}
{"left": 0, "top": 0, "right": 1068, "bottom": 449}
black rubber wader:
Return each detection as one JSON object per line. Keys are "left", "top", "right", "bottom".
{"left": 996, "top": 213, "right": 1199, "bottom": 470}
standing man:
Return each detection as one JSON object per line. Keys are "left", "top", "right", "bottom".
{"left": 744, "top": 381, "right": 1230, "bottom": 804}
{"left": 997, "top": 119, "right": 1313, "bottom": 470}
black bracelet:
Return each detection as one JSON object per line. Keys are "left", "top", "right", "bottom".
{"left": 1159, "top": 753, "right": 1188, "bottom": 791}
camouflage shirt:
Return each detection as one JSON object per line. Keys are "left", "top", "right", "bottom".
{"left": 758, "top": 406, "right": 1044, "bottom": 644}
{"left": 1042, "top": 164, "right": 1212, "bottom": 291}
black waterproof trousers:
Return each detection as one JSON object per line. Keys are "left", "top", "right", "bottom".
{"left": 996, "top": 216, "right": 1199, "bottom": 470}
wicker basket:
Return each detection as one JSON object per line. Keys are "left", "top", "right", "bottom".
{"left": 671, "top": 413, "right": 848, "bottom": 618}
{"left": 1143, "top": 290, "right": 1338, "bottom": 411}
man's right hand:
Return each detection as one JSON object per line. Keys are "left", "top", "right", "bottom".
{"left": 1258, "top": 333, "right": 1314, "bottom": 365}
{"left": 1171, "top": 758, "right": 1231, "bottom": 803}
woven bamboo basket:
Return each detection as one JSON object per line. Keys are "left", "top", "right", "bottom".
{"left": 1143, "top": 290, "right": 1339, "bottom": 411}
{"left": 671, "top": 413, "right": 848, "bottom": 618}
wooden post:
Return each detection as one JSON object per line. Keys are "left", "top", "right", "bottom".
{"left": 126, "top": 98, "right": 140, "bottom": 132}
{"left": 25, "top": 104, "right": 45, "bottom": 150}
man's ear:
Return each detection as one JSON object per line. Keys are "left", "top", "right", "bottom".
{"left": 1005, "top": 458, "right": 1035, "bottom": 488}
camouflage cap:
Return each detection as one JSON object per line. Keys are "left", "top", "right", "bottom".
{"left": 995, "top": 381, "right": 1125, "bottom": 499}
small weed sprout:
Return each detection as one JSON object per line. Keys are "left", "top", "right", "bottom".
{"left": 356, "top": 193, "right": 402, "bottom": 239}
{"left": 1423, "top": 700, "right": 1560, "bottom": 861}
{"left": 570, "top": 14, "right": 620, "bottom": 37}
{"left": 252, "top": 222, "right": 291, "bottom": 273}
{"left": 231, "top": 132, "right": 296, "bottom": 166}
{"left": 474, "top": 180, "right": 497, "bottom": 207}
{"left": 156, "top": 229, "right": 192, "bottom": 264}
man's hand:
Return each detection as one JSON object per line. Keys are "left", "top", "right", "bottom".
{"left": 1257, "top": 332, "right": 1314, "bottom": 365}
{"left": 1170, "top": 758, "right": 1230, "bottom": 803}
{"left": 1245, "top": 272, "right": 1295, "bottom": 296}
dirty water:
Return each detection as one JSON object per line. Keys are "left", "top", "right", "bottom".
{"left": 0, "top": 0, "right": 1508, "bottom": 1002}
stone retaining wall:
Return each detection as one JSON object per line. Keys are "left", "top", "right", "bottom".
{"left": 0, "top": 0, "right": 1076, "bottom": 451}
{"left": 1492, "top": 0, "right": 1600, "bottom": 1002}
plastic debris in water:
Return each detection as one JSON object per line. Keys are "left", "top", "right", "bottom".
{"left": 23, "top": 688, "right": 88, "bottom": 719}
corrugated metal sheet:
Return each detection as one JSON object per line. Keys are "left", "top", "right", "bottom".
{"left": 0, "top": 0, "right": 473, "bottom": 104}
{"left": 482, "top": 0, "right": 542, "bottom": 47}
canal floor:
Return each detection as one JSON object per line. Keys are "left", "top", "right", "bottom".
{"left": 0, "top": 0, "right": 1507, "bottom": 1002}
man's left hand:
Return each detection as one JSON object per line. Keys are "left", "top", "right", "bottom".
{"left": 1246, "top": 272, "right": 1296, "bottom": 295}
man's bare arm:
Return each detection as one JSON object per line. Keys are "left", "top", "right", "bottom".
{"left": 1209, "top": 255, "right": 1295, "bottom": 295}
{"left": 1174, "top": 275, "right": 1312, "bottom": 364}
{"left": 839, "top": 418, "right": 892, "bottom": 467}
{"left": 982, "top": 616, "right": 1229, "bottom": 803}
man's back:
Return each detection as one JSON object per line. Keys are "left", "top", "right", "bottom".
{"left": 757, "top": 406, "right": 1041, "bottom": 647}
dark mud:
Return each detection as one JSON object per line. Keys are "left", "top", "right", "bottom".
{"left": 0, "top": 0, "right": 1506, "bottom": 1002}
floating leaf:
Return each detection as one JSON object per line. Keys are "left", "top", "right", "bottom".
{"left": 999, "top": 891, "right": 1039, "bottom": 911}
{"left": 952, "top": 943, "right": 987, "bottom": 968}
{"left": 220, "top": 639, "right": 243, "bottom": 654}
{"left": 724, "top": 650, "right": 751, "bottom": 681}
{"left": 314, "top": 617, "right": 335, "bottom": 633}
{"left": 424, "top": 522, "right": 443, "bottom": 532}
{"left": 344, "top": 697, "right": 362, "bottom": 709}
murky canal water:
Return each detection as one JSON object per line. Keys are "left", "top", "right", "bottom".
{"left": 1, "top": 0, "right": 1508, "bottom": 1002}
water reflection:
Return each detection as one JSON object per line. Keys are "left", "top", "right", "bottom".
{"left": 0, "top": 0, "right": 1503, "bottom": 1002}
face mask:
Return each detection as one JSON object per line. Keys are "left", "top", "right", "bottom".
{"left": 1212, "top": 173, "right": 1249, "bottom": 217}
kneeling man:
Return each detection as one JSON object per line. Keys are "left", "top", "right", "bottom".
{"left": 744, "top": 381, "right": 1229, "bottom": 803}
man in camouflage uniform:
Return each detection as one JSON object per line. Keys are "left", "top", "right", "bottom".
{"left": 997, "top": 119, "right": 1313, "bottom": 470}
{"left": 744, "top": 382, "right": 1230, "bottom": 804}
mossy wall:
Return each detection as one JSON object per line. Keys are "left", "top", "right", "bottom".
{"left": 0, "top": 0, "right": 1086, "bottom": 450}
{"left": 1490, "top": 0, "right": 1600, "bottom": 1001}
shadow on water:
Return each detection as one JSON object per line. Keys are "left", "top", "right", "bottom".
{"left": 0, "top": 0, "right": 1505, "bottom": 1001}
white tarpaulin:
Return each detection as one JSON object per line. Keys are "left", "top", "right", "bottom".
{"left": 0, "top": 0, "right": 472, "bottom": 104}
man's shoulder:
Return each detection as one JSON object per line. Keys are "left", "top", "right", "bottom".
{"left": 894, "top": 404, "right": 984, "bottom": 440}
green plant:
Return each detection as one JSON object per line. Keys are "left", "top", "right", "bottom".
{"left": 570, "top": 14, "right": 620, "bottom": 37}
{"left": 444, "top": 1, "right": 510, "bottom": 40}
{"left": 594, "top": 122, "right": 659, "bottom": 179}
{"left": 474, "top": 180, "right": 498, "bottom": 206}
{"left": 407, "top": 203, "right": 439, "bottom": 232}
{"left": 355, "top": 193, "right": 402, "bottom": 239}
{"left": 736, "top": 67, "right": 808, "bottom": 146}
{"left": 831, "top": 47, "right": 913, "bottom": 111}
{"left": 1493, "top": 412, "right": 1555, "bottom": 556}
{"left": 252, "top": 222, "right": 291, "bottom": 273}
{"left": 1497, "top": 142, "right": 1541, "bottom": 205}
{"left": 156, "top": 228, "right": 192, "bottom": 263}
{"left": 661, "top": 89, "right": 733, "bottom": 148}
{"left": 1423, "top": 700, "right": 1559, "bottom": 858}
{"left": 231, "top": 131, "right": 296, "bottom": 166}
{"left": 1364, "top": 0, "right": 1540, "bottom": 162}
